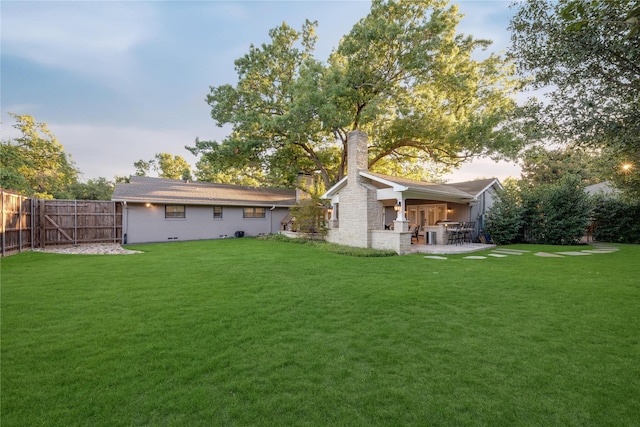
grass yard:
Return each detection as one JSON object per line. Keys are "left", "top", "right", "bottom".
{"left": 2, "top": 239, "right": 639, "bottom": 426}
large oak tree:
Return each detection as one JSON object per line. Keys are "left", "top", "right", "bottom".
{"left": 189, "top": 0, "right": 520, "bottom": 188}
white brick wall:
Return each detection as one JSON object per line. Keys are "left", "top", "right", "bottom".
{"left": 326, "top": 130, "right": 411, "bottom": 254}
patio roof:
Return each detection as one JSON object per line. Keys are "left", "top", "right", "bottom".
{"left": 322, "top": 172, "right": 500, "bottom": 204}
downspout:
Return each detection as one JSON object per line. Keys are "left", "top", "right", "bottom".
{"left": 270, "top": 205, "right": 276, "bottom": 235}
{"left": 122, "top": 201, "right": 128, "bottom": 245}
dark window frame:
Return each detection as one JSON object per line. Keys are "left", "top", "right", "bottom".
{"left": 165, "top": 205, "right": 186, "bottom": 219}
{"left": 243, "top": 207, "right": 266, "bottom": 218}
{"left": 213, "top": 206, "right": 223, "bottom": 219}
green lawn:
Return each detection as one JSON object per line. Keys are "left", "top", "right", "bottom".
{"left": 2, "top": 239, "right": 639, "bottom": 426}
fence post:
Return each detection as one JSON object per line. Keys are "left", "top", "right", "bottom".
{"left": 18, "top": 194, "right": 22, "bottom": 252}
{"left": 39, "top": 199, "right": 46, "bottom": 248}
{"left": 113, "top": 202, "right": 117, "bottom": 243}
{"left": 74, "top": 199, "right": 78, "bottom": 245}
{"left": 1, "top": 190, "right": 5, "bottom": 257}
{"left": 31, "top": 198, "right": 35, "bottom": 250}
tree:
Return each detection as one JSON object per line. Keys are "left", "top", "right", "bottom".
{"left": 520, "top": 146, "right": 603, "bottom": 186}
{"left": 509, "top": 0, "right": 640, "bottom": 199}
{"left": 591, "top": 195, "right": 640, "bottom": 243}
{"left": 486, "top": 179, "right": 525, "bottom": 245}
{"left": 62, "top": 177, "right": 115, "bottom": 200}
{"left": 560, "top": 0, "right": 640, "bottom": 37}
{"left": 1, "top": 113, "right": 79, "bottom": 198}
{"left": 520, "top": 175, "right": 591, "bottom": 245}
{"left": 487, "top": 175, "right": 591, "bottom": 245}
{"left": 134, "top": 153, "right": 192, "bottom": 180}
{"left": 189, "top": 0, "right": 521, "bottom": 189}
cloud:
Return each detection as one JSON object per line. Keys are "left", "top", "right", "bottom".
{"left": 46, "top": 122, "right": 229, "bottom": 181}
{"left": 443, "top": 157, "right": 521, "bottom": 183}
{"left": 455, "top": 1, "right": 515, "bottom": 53}
{"left": 2, "top": 2, "right": 158, "bottom": 85}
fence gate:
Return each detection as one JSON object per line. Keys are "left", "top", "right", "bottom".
{"left": 1, "top": 190, "right": 123, "bottom": 256}
{"left": 1, "top": 190, "right": 34, "bottom": 256}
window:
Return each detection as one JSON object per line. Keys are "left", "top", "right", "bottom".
{"left": 165, "top": 205, "right": 185, "bottom": 218}
{"left": 213, "top": 206, "right": 223, "bottom": 219}
{"left": 243, "top": 207, "right": 266, "bottom": 218}
{"left": 425, "top": 203, "right": 448, "bottom": 226}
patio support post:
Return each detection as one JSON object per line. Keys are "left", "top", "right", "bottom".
{"left": 328, "top": 203, "right": 339, "bottom": 228}
{"left": 394, "top": 198, "right": 409, "bottom": 232}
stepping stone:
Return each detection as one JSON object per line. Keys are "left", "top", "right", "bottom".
{"left": 581, "top": 249, "right": 617, "bottom": 254}
{"left": 464, "top": 256, "right": 487, "bottom": 259}
{"left": 495, "top": 248, "right": 530, "bottom": 253}
{"left": 535, "top": 252, "right": 564, "bottom": 257}
{"left": 424, "top": 256, "right": 447, "bottom": 260}
{"left": 488, "top": 253, "right": 508, "bottom": 258}
{"left": 556, "top": 251, "right": 592, "bottom": 256}
{"left": 493, "top": 250, "right": 523, "bottom": 255}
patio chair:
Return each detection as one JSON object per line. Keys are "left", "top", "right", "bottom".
{"left": 411, "top": 226, "right": 420, "bottom": 244}
{"left": 462, "top": 222, "right": 476, "bottom": 243}
{"left": 447, "top": 224, "right": 463, "bottom": 245}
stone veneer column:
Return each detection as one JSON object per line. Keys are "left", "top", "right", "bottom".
{"left": 335, "top": 130, "right": 382, "bottom": 249}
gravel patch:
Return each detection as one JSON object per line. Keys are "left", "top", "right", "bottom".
{"left": 32, "top": 244, "right": 142, "bottom": 255}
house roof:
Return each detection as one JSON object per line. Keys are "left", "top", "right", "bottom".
{"left": 446, "top": 178, "right": 503, "bottom": 198}
{"left": 322, "top": 172, "right": 501, "bottom": 203}
{"left": 112, "top": 176, "right": 297, "bottom": 207}
{"left": 585, "top": 181, "right": 619, "bottom": 197}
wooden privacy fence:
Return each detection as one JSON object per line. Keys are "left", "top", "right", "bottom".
{"left": 1, "top": 190, "right": 123, "bottom": 256}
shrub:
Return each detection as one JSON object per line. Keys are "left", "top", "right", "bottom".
{"left": 486, "top": 181, "right": 524, "bottom": 245}
{"left": 487, "top": 175, "right": 592, "bottom": 245}
{"left": 530, "top": 175, "right": 591, "bottom": 245}
{"left": 592, "top": 197, "right": 640, "bottom": 244}
{"left": 260, "top": 234, "right": 397, "bottom": 257}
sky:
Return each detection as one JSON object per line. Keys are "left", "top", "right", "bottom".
{"left": 1, "top": 0, "right": 522, "bottom": 184}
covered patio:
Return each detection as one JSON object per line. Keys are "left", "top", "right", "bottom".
{"left": 320, "top": 130, "right": 501, "bottom": 255}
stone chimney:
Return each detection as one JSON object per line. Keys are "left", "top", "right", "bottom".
{"left": 347, "top": 130, "right": 369, "bottom": 181}
{"left": 296, "top": 173, "right": 313, "bottom": 203}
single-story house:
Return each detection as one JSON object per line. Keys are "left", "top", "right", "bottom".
{"left": 111, "top": 176, "right": 296, "bottom": 244}
{"left": 321, "top": 130, "right": 502, "bottom": 255}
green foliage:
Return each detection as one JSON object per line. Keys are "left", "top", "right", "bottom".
{"left": 134, "top": 152, "right": 192, "bottom": 180}
{"left": 520, "top": 146, "right": 603, "bottom": 186}
{"left": 509, "top": 0, "right": 640, "bottom": 198}
{"left": 190, "top": 0, "right": 520, "bottom": 188}
{"left": 192, "top": 160, "right": 266, "bottom": 187}
{"left": 592, "top": 196, "right": 640, "bottom": 243}
{"left": 560, "top": 0, "right": 640, "bottom": 37}
{"left": 1, "top": 113, "right": 79, "bottom": 198}
{"left": 488, "top": 176, "right": 591, "bottom": 245}
{"left": 486, "top": 180, "right": 525, "bottom": 245}
{"left": 524, "top": 175, "right": 592, "bottom": 245}
{"left": 260, "top": 233, "right": 397, "bottom": 257}
{"left": 61, "top": 177, "right": 115, "bottom": 200}
{"left": 290, "top": 197, "right": 328, "bottom": 236}
{"left": 289, "top": 175, "right": 328, "bottom": 236}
